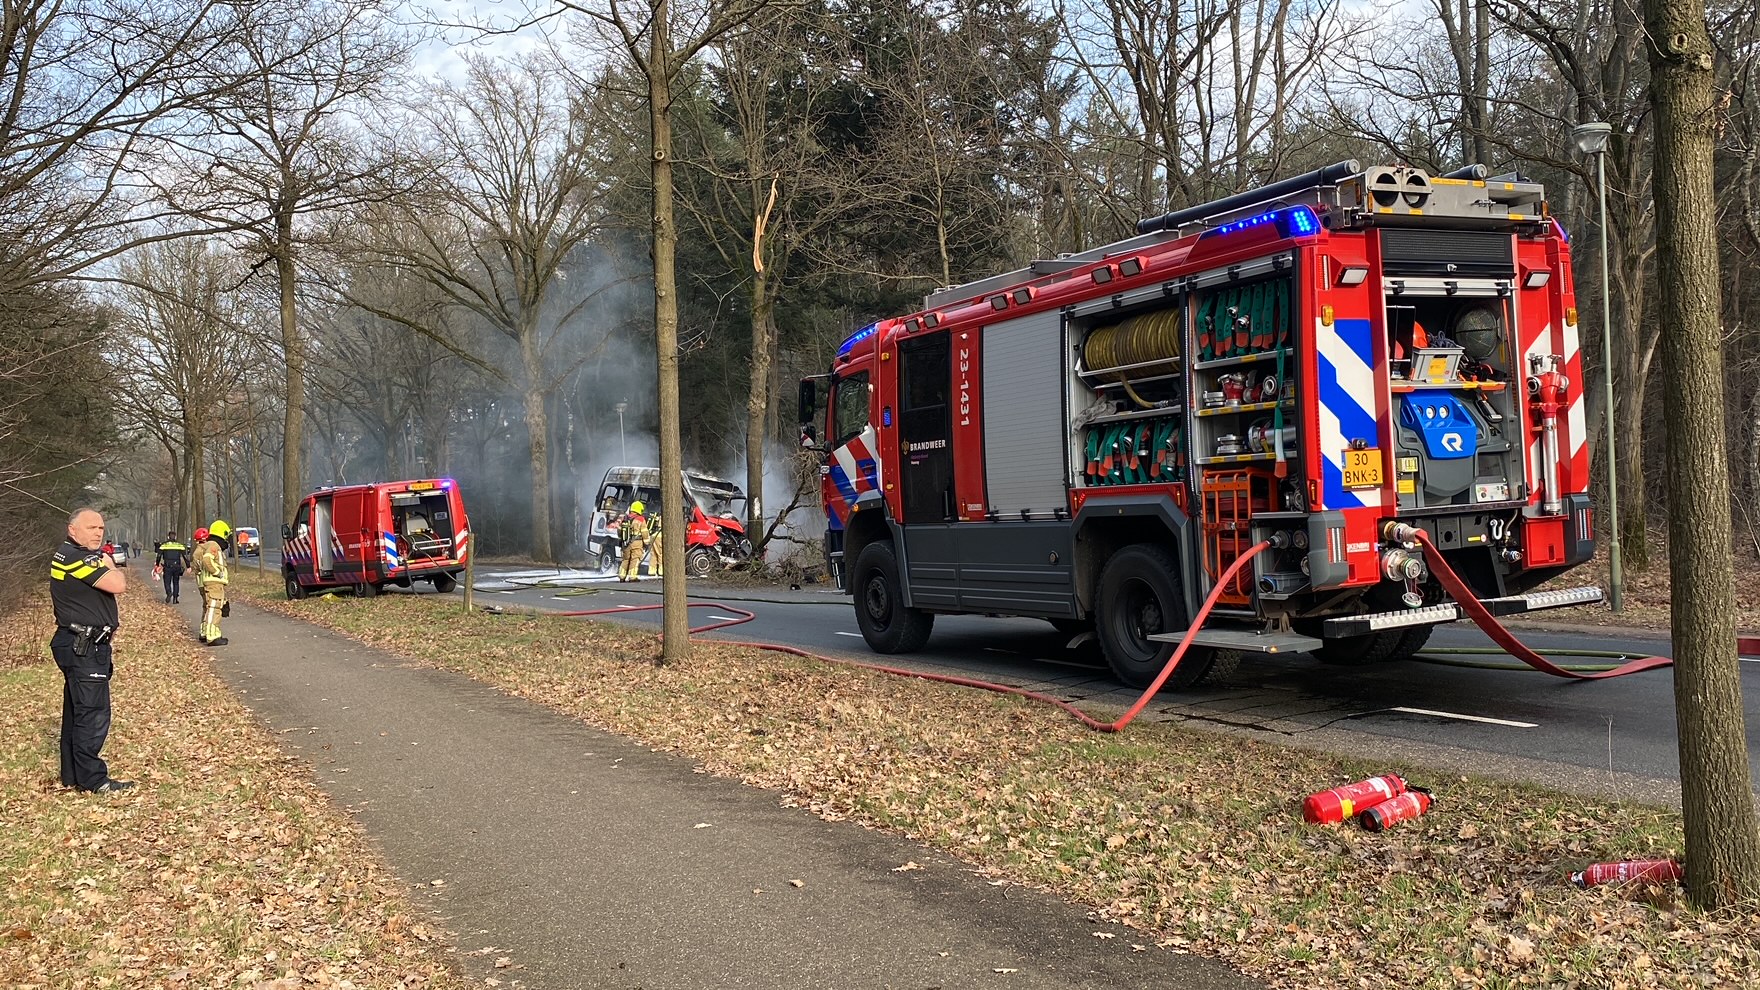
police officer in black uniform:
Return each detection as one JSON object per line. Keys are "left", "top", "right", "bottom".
{"left": 50, "top": 507, "right": 132, "bottom": 793}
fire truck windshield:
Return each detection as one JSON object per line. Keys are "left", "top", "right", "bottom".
{"left": 833, "top": 371, "right": 871, "bottom": 446}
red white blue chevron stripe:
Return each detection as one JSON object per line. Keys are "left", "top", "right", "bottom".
{"left": 825, "top": 426, "right": 881, "bottom": 530}
{"left": 1315, "top": 316, "right": 1385, "bottom": 509}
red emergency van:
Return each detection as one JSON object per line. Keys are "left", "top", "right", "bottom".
{"left": 282, "top": 478, "right": 470, "bottom": 599}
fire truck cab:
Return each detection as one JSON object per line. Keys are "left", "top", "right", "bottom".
{"left": 802, "top": 161, "right": 1601, "bottom": 689}
{"left": 282, "top": 478, "right": 471, "bottom": 599}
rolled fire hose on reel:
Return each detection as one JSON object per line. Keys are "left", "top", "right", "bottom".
{"left": 1083, "top": 308, "right": 1182, "bottom": 376}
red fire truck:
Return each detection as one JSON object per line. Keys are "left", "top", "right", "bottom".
{"left": 800, "top": 161, "right": 1601, "bottom": 688}
{"left": 282, "top": 478, "right": 471, "bottom": 599}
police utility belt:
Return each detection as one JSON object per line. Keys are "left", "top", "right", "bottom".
{"left": 61, "top": 623, "right": 115, "bottom": 656}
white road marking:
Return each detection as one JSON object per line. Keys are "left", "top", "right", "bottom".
{"left": 1390, "top": 706, "right": 1537, "bottom": 729}
{"left": 617, "top": 604, "right": 644, "bottom": 610}
{"left": 1742, "top": 656, "right": 1760, "bottom": 664}
{"left": 836, "top": 631, "right": 863, "bottom": 638}
{"left": 706, "top": 614, "right": 743, "bottom": 622}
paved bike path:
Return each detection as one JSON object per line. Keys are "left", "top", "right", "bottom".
{"left": 198, "top": 598, "right": 1264, "bottom": 990}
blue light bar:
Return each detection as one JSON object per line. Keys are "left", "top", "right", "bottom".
{"left": 838, "top": 322, "right": 880, "bottom": 357}
{"left": 1202, "top": 205, "right": 1323, "bottom": 240}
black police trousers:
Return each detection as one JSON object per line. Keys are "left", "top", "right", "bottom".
{"left": 162, "top": 568, "right": 181, "bottom": 601}
{"left": 51, "top": 629, "right": 113, "bottom": 791}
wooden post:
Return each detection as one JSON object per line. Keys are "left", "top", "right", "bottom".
{"left": 463, "top": 551, "right": 474, "bottom": 614}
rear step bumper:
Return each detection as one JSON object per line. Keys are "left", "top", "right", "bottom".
{"left": 1321, "top": 586, "right": 1604, "bottom": 638}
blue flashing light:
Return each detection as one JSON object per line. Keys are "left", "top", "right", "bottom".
{"left": 1202, "top": 205, "right": 1323, "bottom": 240}
{"left": 838, "top": 322, "right": 881, "bottom": 357}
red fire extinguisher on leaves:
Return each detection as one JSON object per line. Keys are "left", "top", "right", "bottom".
{"left": 1358, "top": 788, "right": 1433, "bottom": 832}
{"left": 1571, "top": 859, "right": 1683, "bottom": 888}
{"left": 1302, "top": 774, "right": 1407, "bottom": 824}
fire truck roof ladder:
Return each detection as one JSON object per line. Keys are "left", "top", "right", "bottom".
{"left": 922, "top": 161, "right": 1546, "bottom": 312}
{"left": 1136, "top": 160, "right": 1362, "bottom": 235}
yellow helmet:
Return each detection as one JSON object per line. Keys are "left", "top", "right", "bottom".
{"left": 208, "top": 520, "right": 232, "bottom": 540}
{"left": 629, "top": 501, "right": 645, "bottom": 514}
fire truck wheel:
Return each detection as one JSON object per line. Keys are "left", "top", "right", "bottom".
{"left": 1314, "top": 630, "right": 1407, "bottom": 665}
{"left": 686, "top": 546, "right": 715, "bottom": 578}
{"left": 355, "top": 581, "right": 380, "bottom": 599}
{"left": 852, "top": 542, "right": 934, "bottom": 653}
{"left": 432, "top": 573, "right": 458, "bottom": 594}
{"left": 1096, "top": 545, "right": 1216, "bottom": 690}
{"left": 284, "top": 572, "right": 305, "bottom": 600}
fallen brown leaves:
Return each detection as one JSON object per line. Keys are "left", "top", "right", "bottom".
{"left": 1535, "top": 550, "right": 1760, "bottom": 633}
{"left": 0, "top": 593, "right": 474, "bottom": 990}
{"left": 236, "top": 571, "right": 1760, "bottom": 990}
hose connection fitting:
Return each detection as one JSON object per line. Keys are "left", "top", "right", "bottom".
{"left": 1381, "top": 521, "right": 1422, "bottom": 546}
{"left": 1381, "top": 546, "right": 1428, "bottom": 583}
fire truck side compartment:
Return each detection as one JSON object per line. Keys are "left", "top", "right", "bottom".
{"left": 980, "top": 311, "right": 1068, "bottom": 518}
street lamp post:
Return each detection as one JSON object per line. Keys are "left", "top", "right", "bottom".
{"left": 614, "top": 400, "right": 628, "bottom": 463}
{"left": 1572, "top": 120, "right": 1623, "bottom": 612}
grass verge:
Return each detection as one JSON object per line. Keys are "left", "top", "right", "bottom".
{"left": 236, "top": 570, "right": 1759, "bottom": 989}
{"left": 0, "top": 592, "right": 473, "bottom": 990}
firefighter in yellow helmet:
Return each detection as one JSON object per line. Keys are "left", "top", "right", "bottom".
{"left": 194, "top": 520, "right": 232, "bottom": 646}
{"left": 617, "top": 501, "right": 650, "bottom": 582}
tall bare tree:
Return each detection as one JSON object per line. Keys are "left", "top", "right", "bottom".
{"left": 110, "top": 239, "right": 249, "bottom": 534}
{"left": 555, "top": 0, "right": 781, "bottom": 659}
{"left": 681, "top": 15, "right": 857, "bottom": 544}
{"left": 165, "top": 0, "right": 417, "bottom": 523}
{"left": 338, "top": 56, "right": 626, "bottom": 562}
{"left": 1643, "top": 0, "right": 1760, "bottom": 908}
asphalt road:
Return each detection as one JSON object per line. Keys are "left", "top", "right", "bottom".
{"left": 460, "top": 565, "right": 1759, "bottom": 805}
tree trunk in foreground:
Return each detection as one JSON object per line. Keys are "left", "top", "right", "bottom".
{"left": 1644, "top": 0, "right": 1760, "bottom": 908}
{"left": 651, "top": 0, "right": 690, "bottom": 662}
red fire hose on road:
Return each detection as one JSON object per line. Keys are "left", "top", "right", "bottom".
{"left": 530, "top": 529, "right": 1673, "bottom": 736}
{"left": 1411, "top": 530, "right": 1673, "bottom": 680}
{"left": 541, "top": 541, "right": 1273, "bottom": 734}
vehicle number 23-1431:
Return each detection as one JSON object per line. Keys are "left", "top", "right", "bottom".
{"left": 1342, "top": 448, "right": 1383, "bottom": 489}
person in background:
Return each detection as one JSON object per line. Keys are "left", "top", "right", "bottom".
{"left": 593, "top": 496, "right": 622, "bottom": 572}
{"left": 644, "top": 502, "right": 665, "bottom": 578}
{"left": 154, "top": 530, "right": 189, "bottom": 604}
{"left": 49, "top": 507, "right": 132, "bottom": 793}
{"left": 193, "top": 523, "right": 232, "bottom": 646}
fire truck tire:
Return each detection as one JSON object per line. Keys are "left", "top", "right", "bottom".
{"left": 852, "top": 542, "right": 933, "bottom": 653}
{"left": 686, "top": 546, "right": 715, "bottom": 578}
{"left": 284, "top": 572, "right": 305, "bottom": 600}
{"left": 355, "top": 581, "right": 380, "bottom": 599}
{"left": 1314, "top": 629, "right": 1409, "bottom": 665}
{"left": 432, "top": 573, "right": 458, "bottom": 594}
{"left": 1095, "top": 544, "right": 1217, "bottom": 690}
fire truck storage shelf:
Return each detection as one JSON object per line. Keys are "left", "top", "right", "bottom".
{"left": 1078, "top": 359, "right": 1183, "bottom": 381}
{"left": 1195, "top": 397, "right": 1295, "bottom": 418}
{"left": 1192, "top": 347, "right": 1293, "bottom": 371}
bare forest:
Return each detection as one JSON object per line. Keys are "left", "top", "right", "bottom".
{"left": 6, "top": 0, "right": 1760, "bottom": 583}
